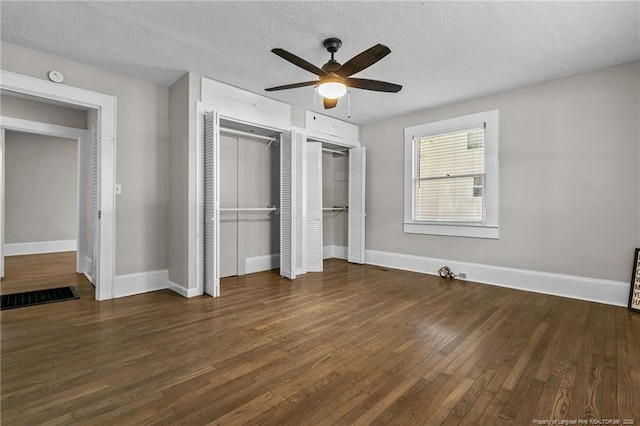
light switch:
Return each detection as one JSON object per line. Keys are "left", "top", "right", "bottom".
{"left": 115, "top": 184, "right": 122, "bottom": 195}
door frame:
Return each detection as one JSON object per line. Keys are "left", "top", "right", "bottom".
{"left": 0, "top": 117, "right": 88, "bottom": 277}
{"left": 0, "top": 70, "right": 116, "bottom": 300}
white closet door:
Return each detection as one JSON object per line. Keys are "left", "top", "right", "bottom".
{"left": 280, "top": 131, "right": 297, "bottom": 279}
{"left": 348, "top": 147, "right": 366, "bottom": 264}
{"left": 0, "top": 130, "right": 4, "bottom": 278}
{"left": 204, "top": 111, "right": 220, "bottom": 296}
{"left": 305, "top": 141, "right": 323, "bottom": 272}
{"left": 89, "top": 125, "right": 100, "bottom": 284}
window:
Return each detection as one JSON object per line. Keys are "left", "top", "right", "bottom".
{"left": 403, "top": 110, "right": 499, "bottom": 239}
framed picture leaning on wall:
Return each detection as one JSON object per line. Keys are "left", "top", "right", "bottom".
{"left": 629, "top": 248, "right": 640, "bottom": 313}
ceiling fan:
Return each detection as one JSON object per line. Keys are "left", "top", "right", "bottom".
{"left": 265, "top": 38, "right": 402, "bottom": 110}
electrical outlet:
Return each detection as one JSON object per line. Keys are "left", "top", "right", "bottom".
{"left": 458, "top": 272, "right": 467, "bottom": 279}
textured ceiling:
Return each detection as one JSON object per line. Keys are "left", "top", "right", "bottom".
{"left": 1, "top": 1, "right": 639, "bottom": 124}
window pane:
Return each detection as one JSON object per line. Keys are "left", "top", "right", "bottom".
{"left": 418, "top": 129, "right": 484, "bottom": 179}
{"left": 415, "top": 176, "right": 484, "bottom": 222}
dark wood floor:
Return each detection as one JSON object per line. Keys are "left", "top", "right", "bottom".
{"left": 1, "top": 251, "right": 94, "bottom": 297}
{"left": 1, "top": 253, "right": 639, "bottom": 425}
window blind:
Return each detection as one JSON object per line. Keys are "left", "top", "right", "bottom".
{"left": 415, "top": 127, "right": 485, "bottom": 222}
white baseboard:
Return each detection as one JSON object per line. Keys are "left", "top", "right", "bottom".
{"left": 4, "top": 239, "right": 77, "bottom": 256}
{"left": 365, "top": 249, "right": 629, "bottom": 307}
{"left": 113, "top": 269, "right": 169, "bottom": 299}
{"left": 245, "top": 253, "right": 280, "bottom": 274}
{"left": 167, "top": 280, "right": 200, "bottom": 298}
{"left": 243, "top": 248, "right": 348, "bottom": 275}
{"left": 323, "top": 245, "right": 348, "bottom": 260}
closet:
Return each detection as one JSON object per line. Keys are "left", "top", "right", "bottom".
{"left": 303, "top": 138, "right": 366, "bottom": 274}
{"left": 199, "top": 77, "right": 366, "bottom": 296}
{"left": 218, "top": 120, "right": 280, "bottom": 278}
{"left": 203, "top": 111, "right": 283, "bottom": 295}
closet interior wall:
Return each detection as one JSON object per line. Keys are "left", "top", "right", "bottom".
{"left": 218, "top": 125, "right": 280, "bottom": 278}
{"left": 322, "top": 150, "right": 349, "bottom": 257}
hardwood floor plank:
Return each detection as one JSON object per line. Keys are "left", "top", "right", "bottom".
{"left": 2, "top": 254, "right": 639, "bottom": 425}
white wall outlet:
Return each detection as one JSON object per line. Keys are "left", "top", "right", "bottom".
{"left": 115, "top": 184, "right": 122, "bottom": 195}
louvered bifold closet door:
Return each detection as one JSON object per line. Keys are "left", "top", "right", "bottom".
{"left": 204, "top": 111, "right": 220, "bottom": 296}
{"left": 0, "top": 130, "right": 4, "bottom": 278}
{"left": 348, "top": 147, "right": 366, "bottom": 264}
{"left": 89, "top": 126, "right": 100, "bottom": 284}
{"left": 305, "top": 142, "right": 323, "bottom": 272}
{"left": 280, "top": 131, "right": 297, "bottom": 279}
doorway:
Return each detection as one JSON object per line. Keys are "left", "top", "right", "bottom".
{"left": 0, "top": 70, "right": 116, "bottom": 300}
{"left": 1, "top": 126, "right": 91, "bottom": 296}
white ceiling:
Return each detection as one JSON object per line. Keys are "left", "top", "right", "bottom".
{"left": 1, "top": 1, "right": 638, "bottom": 125}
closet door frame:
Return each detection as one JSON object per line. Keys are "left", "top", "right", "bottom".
{"left": 196, "top": 103, "right": 288, "bottom": 296}
{"left": 299, "top": 130, "right": 364, "bottom": 274}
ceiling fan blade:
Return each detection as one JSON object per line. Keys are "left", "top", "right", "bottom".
{"left": 271, "top": 48, "right": 328, "bottom": 77}
{"left": 265, "top": 81, "right": 318, "bottom": 91}
{"left": 323, "top": 97, "right": 338, "bottom": 109}
{"left": 336, "top": 44, "right": 391, "bottom": 77}
{"left": 347, "top": 78, "right": 402, "bottom": 93}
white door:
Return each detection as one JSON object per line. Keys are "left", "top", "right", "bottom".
{"left": 76, "top": 130, "right": 89, "bottom": 275}
{"left": 348, "top": 147, "right": 366, "bottom": 264}
{"left": 89, "top": 126, "right": 100, "bottom": 284}
{"left": 280, "top": 131, "right": 298, "bottom": 279}
{"left": 0, "top": 129, "right": 4, "bottom": 278}
{"left": 304, "top": 141, "right": 323, "bottom": 272}
{"left": 204, "top": 111, "right": 220, "bottom": 296}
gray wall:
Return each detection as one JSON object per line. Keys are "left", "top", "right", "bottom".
{"left": 218, "top": 133, "right": 280, "bottom": 276}
{"left": 168, "top": 71, "right": 200, "bottom": 288}
{"left": 322, "top": 152, "right": 349, "bottom": 250}
{"left": 239, "top": 135, "right": 280, "bottom": 259}
{"left": 5, "top": 131, "right": 77, "bottom": 244}
{"left": 361, "top": 60, "right": 640, "bottom": 282}
{"left": 1, "top": 41, "right": 170, "bottom": 275}
{"left": 1, "top": 95, "right": 87, "bottom": 129}
{"left": 322, "top": 151, "right": 334, "bottom": 247}
{"left": 332, "top": 154, "right": 348, "bottom": 248}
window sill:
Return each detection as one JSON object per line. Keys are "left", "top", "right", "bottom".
{"left": 403, "top": 222, "right": 499, "bottom": 239}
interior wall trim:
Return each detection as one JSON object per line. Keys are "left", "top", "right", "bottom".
{"left": 365, "top": 249, "right": 629, "bottom": 307}
{"left": 167, "top": 280, "right": 200, "bottom": 298}
{"left": 323, "top": 245, "right": 348, "bottom": 260}
{"left": 4, "top": 239, "right": 77, "bottom": 256}
{"left": 245, "top": 253, "right": 280, "bottom": 275}
{"left": 112, "top": 269, "right": 168, "bottom": 299}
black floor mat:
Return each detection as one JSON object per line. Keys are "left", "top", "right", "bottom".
{"left": 0, "top": 286, "right": 80, "bottom": 310}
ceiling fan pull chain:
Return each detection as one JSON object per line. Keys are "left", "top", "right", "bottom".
{"left": 347, "top": 88, "right": 351, "bottom": 119}
{"left": 314, "top": 86, "right": 317, "bottom": 109}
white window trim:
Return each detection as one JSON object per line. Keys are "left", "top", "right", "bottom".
{"left": 403, "top": 110, "right": 499, "bottom": 239}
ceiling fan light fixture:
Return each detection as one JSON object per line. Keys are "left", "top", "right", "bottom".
{"left": 317, "top": 79, "right": 347, "bottom": 99}
{"left": 265, "top": 39, "right": 401, "bottom": 111}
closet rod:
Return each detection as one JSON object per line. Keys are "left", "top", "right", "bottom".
{"left": 322, "top": 207, "right": 348, "bottom": 211}
{"left": 219, "top": 127, "right": 278, "bottom": 143}
{"left": 219, "top": 207, "right": 278, "bottom": 211}
{"left": 322, "top": 148, "right": 347, "bottom": 156}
